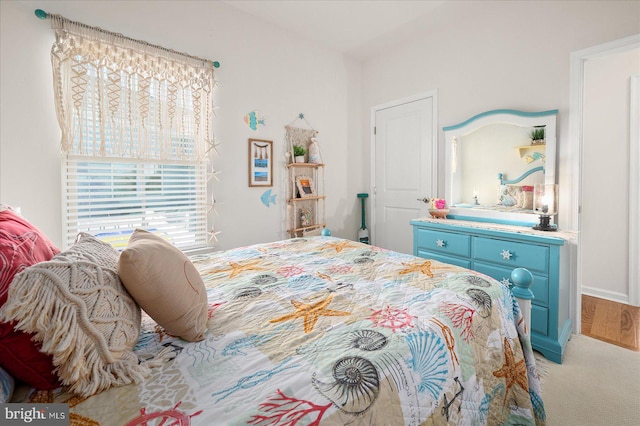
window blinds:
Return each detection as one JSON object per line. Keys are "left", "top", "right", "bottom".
{"left": 62, "top": 159, "right": 207, "bottom": 250}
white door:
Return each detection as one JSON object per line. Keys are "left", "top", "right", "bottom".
{"left": 372, "top": 93, "right": 437, "bottom": 254}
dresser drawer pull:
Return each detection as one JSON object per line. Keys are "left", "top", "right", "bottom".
{"left": 436, "top": 239, "right": 446, "bottom": 248}
{"left": 501, "top": 249, "right": 513, "bottom": 260}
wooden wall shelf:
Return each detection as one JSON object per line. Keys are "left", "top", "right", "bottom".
{"left": 517, "top": 144, "right": 546, "bottom": 158}
{"left": 287, "top": 163, "right": 325, "bottom": 237}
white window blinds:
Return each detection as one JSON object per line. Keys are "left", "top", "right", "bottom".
{"left": 62, "top": 159, "right": 207, "bottom": 250}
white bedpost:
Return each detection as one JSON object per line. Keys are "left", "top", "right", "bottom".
{"left": 511, "top": 267, "right": 534, "bottom": 335}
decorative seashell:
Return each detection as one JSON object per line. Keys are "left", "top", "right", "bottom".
{"left": 252, "top": 274, "right": 278, "bottom": 286}
{"left": 287, "top": 274, "right": 326, "bottom": 293}
{"left": 234, "top": 286, "right": 262, "bottom": 299}
{"left": 466, "top": 288, "right": 492, "bottom": 318}
{"left": 466, "top": 275, "right": 491, "bottom": 287}
{"left": 349, "top": 329, "right": 388, "bottom": 351}
{"left": 312, "top": 356, "right": 380, "bottom": 414}
{"left": 406, "top": 330, "right": 449, "bottom": 399}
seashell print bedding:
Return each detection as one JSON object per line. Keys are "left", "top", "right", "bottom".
{"left": 30, "top": 237, "right": 545, "bottom": 425}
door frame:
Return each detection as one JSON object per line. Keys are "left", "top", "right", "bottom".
{"left": 569, "top": 34, "right": 640, "bottom": 331}
{"left": 370, "top": 90, "right": 438, "bottom": 246}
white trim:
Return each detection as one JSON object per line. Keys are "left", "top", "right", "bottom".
{"left": 569, "top": 48, "right": 585, "bottom": 333}
{"left": 370, "top": 90, "right": 438, "bottom": 246}
{"left": 582, "top": 286, "right": 630, "bottom": 306}
{"left": 629, "top": 73, "right": 640, "bottom": 306}
{"left": 570, "top": 34, "right": 640, "bottom": 330}
{"left": 518, "top": 299, "right": 532, "bottom": 338}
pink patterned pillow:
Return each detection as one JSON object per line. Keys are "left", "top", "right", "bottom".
{"left": 0, "top": 208, "right": 60, "bottom": 389}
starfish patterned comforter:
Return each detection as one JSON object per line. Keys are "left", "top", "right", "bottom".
{"left": 40, "top": 236, "right": 545, "bottom": 425}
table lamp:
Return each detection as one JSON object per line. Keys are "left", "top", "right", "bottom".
{"left": 533, "top": 183, "right": 558, "bottom": 231}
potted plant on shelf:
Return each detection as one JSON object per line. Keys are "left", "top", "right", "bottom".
{"left": 293, "top": 145, "right": 307, "bottom": 163}
{"left": 530, "top": 126, "right": 546, "bottom": 145}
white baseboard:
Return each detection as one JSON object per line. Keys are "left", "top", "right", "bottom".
{"left": 582, "top": 286, "right": 629, "bottom": 305}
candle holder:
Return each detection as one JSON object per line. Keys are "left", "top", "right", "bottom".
{"left": 532, "top": 183, "right": 558, "bottom": 231}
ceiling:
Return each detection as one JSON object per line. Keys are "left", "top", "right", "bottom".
{"left": 223, "top": 0, "right": 447, "bottom": 60}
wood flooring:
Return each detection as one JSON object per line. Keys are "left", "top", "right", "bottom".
{"left": 582, "top": 294, "right": 640, "bottom": 351}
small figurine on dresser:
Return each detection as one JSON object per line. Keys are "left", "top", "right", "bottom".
{"left": 429, "top": 198, "right": 449, "bottom": 219}
{"left": 307, "top": 137, "right": 322, "bottom": 164}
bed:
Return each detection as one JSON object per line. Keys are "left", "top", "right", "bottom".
{"left": 3, "top": 226, "right": 545, "bottom": 425}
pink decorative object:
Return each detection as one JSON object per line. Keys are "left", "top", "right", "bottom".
{"left": 430, "top": 198, "right": 447, "bottom": 210}
{"left": 428, "top": 198, "right": 448, "bottom": 219}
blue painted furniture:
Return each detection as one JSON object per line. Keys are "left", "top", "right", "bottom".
{"left": 411, "top": 219, "right": 571, "bottom": 363}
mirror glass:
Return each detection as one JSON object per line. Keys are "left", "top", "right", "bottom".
{"left": 444, "top": 110, "right": 557, "bottom": 225}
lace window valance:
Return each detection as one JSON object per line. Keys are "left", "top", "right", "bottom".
{"left": 49, "top": 14, "right": 217, "bottom": 162}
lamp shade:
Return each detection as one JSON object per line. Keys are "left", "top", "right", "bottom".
{"left": 533, "top": 184, "right": 558, "bottom": 216}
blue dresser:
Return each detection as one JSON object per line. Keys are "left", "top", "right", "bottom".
{"left": 411, "top": 219, "right": 572, "bottom": 363}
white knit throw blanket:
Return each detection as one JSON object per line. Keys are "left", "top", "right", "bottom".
{"left": 0, "top": 233, "right": 172, "bottom": 397}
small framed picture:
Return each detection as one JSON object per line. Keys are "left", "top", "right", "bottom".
{"left": 295, "top": 175, "right": 316, "bottom": 198}
{"left": 248, "top": 139, "right": 273, "bottom": 187}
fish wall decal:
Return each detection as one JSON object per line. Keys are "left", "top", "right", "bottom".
{"left": 261, "top": 189, "right": 276, "bottom": 207}
{"left": 244, "top": 111, "right": 266, "bottom": 131}
{"left": 524, "top": 152, "right": 545, "bottom": 164}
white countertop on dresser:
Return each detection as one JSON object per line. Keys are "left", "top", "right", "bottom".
{"left": 413, "top": 217, "right": 579, "bottom": 242}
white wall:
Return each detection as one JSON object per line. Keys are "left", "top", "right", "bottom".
{"left": 360, "top": 0, "right": 640, "bottom": 232}
{"left": 582, "top": 47, "right": 640, "bottom": 302}
{"left": 2, "top": 0, "right": 638, "bottom": 259}
{"left": 359, "top": 1, "right": 639, "bottom": 310}
{"left": 0, "top": 0, "right": 364, "bottom": 250}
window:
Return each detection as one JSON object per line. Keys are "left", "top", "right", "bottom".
{"left": 63, "top": 160, "right": 207, "bottom": 250}
{"left": 49, "top": 14, "right": 217, "bottom": 250}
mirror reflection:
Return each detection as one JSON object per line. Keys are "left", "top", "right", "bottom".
{"left": 444, "top": 110, "right": 557, "bottom": 225}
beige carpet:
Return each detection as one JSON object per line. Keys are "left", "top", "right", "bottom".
{"left": 536, "top": 334, "right": 640, "bottom": 425}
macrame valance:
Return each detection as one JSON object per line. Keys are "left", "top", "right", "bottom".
{"left": 49, "top": 14, "right": 217, "bottom": 162}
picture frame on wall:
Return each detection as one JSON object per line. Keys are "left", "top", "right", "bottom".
{"left": 248, "top": 139, "right": 273, "bottom": 187}
{"left": 295, "top": 175, "right": 316, "bottom": 198}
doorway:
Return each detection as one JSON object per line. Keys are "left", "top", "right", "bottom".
{"left": 370, "top": 91, "right": 438, "bottom": 254}
{"left": 570, "top": 34, "right": 640, "bottom": 333}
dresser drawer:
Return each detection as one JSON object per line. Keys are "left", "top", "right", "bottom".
{"left": 473, "top": 261, "right": 549, "bottom": 306}
{"left": 411, "top": 219, "right": 570, "bottom": 363}
{"left": 416, "top": 228, "right": 471, "bottom": 258}
{"left": 473, "top": 237, "right": 549, "bottom": 273}
{"left": 417, "top": 250, "right": 471, "bottom": 269}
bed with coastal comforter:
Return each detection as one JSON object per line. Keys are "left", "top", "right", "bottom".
{"left": 3, "top": 230, "right": 544, "bottom": 425}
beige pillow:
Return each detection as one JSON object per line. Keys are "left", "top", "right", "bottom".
{"left": 118, "top": 229, "right": 208, "bottom": 342}
{"left": 0, "top": 232, "right": 147, "bottom": 397}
